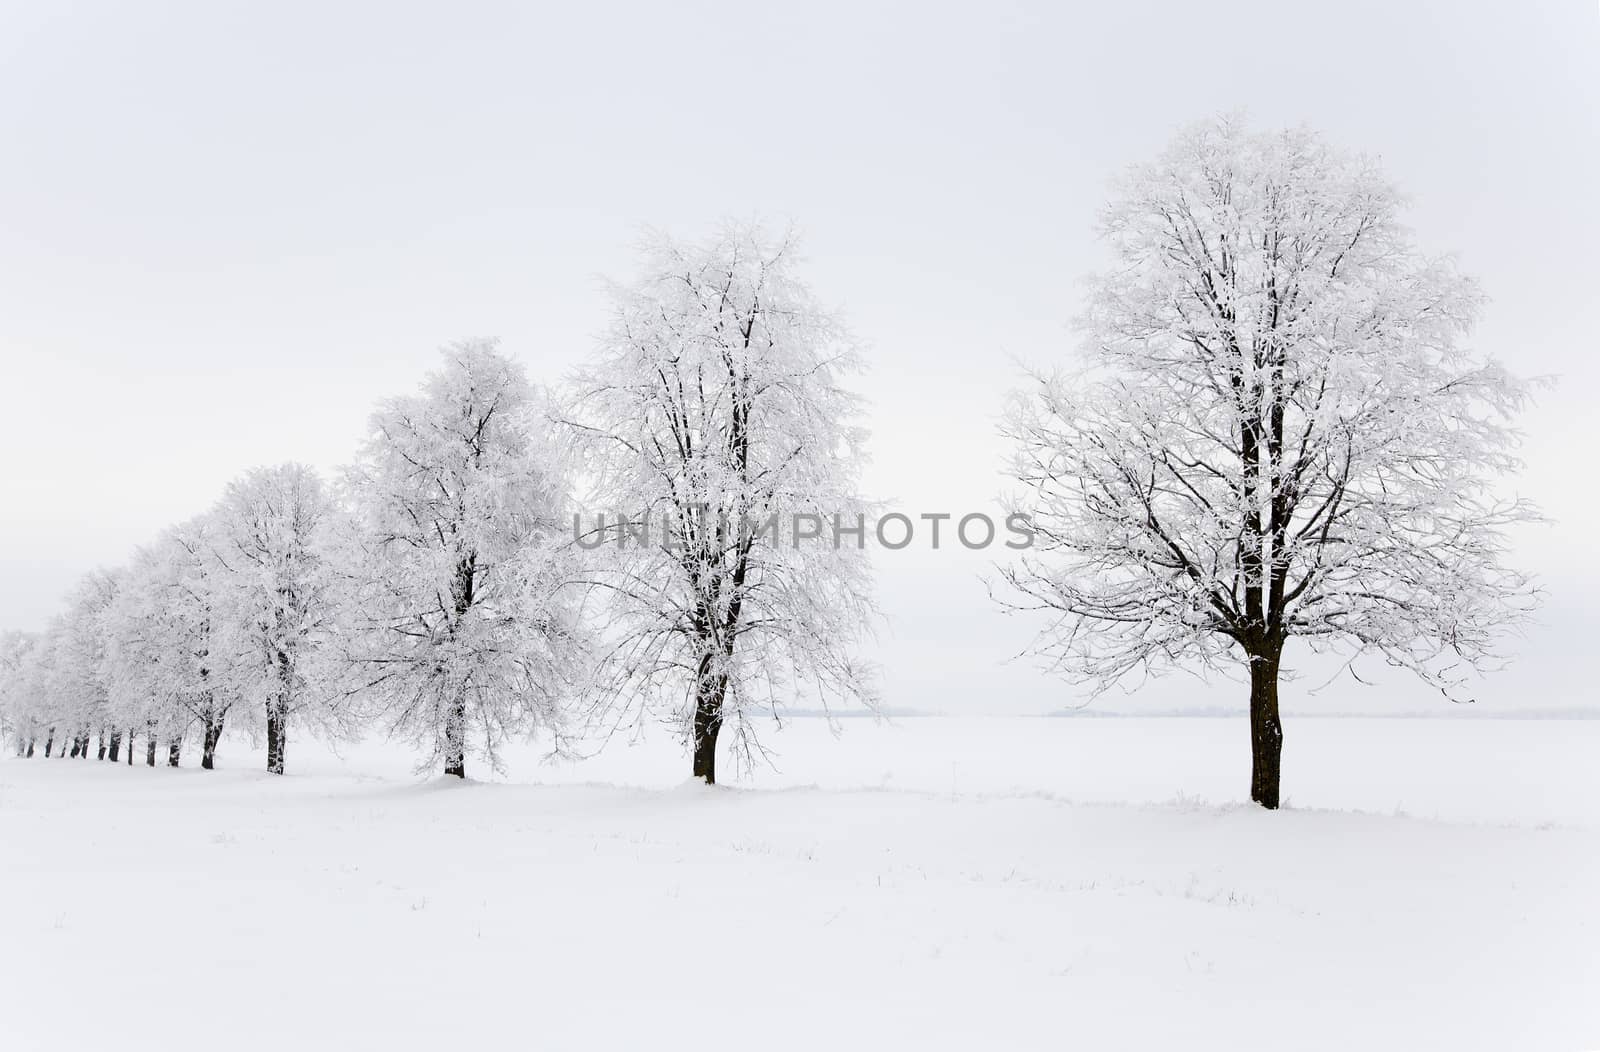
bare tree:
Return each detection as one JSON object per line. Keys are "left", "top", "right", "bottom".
{"left": 564, "top": 223, "right": 878, "bottom": 784}
{"left": 1000, "top": 118, "right": 1540, "bottom": 808}
{"left": 343, "top": 340, "right": 581, "bottom": 778}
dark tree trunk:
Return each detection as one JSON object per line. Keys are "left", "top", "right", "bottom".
{"left": 1248, "top": 645, "right": 1284, "bottom": 810}
{"left": 201, "top": 717, "right": 224, "bottom": 771}
{"left": 108, "top": 731, "right": 122, "bottom": 764}
{"left": 690, "top": 668, "right": 725, "bottom": 785}
{"left": 43, "top": 729, "right": 54, "bottom": 758}
{"left": 146, "top": 731, "right": 157, "bottom": 767}
{"left": 127, "top": 727, "right": 135, "bottom": 765}
{"left": 265, "top": 701, "right": 286, "bottom": 775}
{"left": 166, "top": 738, "right": 180, "bottom": 767}
{"left": 442, "top": 551, "right": 477, "bottom": 781}
{"left": 443, "top": 691, "right": 466, "bottom": 779}
{"left": 25, "top": 737, "right": 35, "bottom": 758}
{"left": 97, "top": 730, "right": 107, "bottom": 761}
{"left": 266, "top": 646, "right": 294, "bottom": 776}
{"left": 78, "top": 734, "right": 91, "bottom": 759}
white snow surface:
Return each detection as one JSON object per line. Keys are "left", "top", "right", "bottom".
{"left": 2, "top": 716, "right": 1596, "bottom": 1050}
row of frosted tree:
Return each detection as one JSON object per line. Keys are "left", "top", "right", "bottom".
{"left": 0, "top": 224, "right": 875, "bottom": 783}
{"left": 0, "top": 118, "right": 1540, "bottom": 806}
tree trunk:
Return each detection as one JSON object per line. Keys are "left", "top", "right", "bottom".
{"left": 442, "top": 553, "right": 477, "bottom": 781}
{"left": 167, "top": 738, "right": 181, "bottom": 768}
{"left": 201, "top": 717, "right": 224, "bottom": 771}
{"left": 108, "top": 731, "right": 122, "bottom": 764}
{"left": 267, "top": 649, "right": 293, "bottom": 776}
{"left": 25, "top": 737, "right": 35, "bottom": 758}
{"left": 690, "top": 669, "right": 725, "bottom": 785}
{"left": 443, "top": 691, "right": 466, "bottom": 779}
{"left": 127, "top": 727, "right": 135, "bottom": 765}
{"left": 43, "top": 729, "right": 54, "bottom": 758}
{"left": 146, "top": 731, "right": 157, "bottom": 767}
{"left": 1248, "top": 645, "right": 1284, "bottom": 810}
{"left": 97, "top": 730, "right": 107, "bottom": 761}
{"left": 265, "top": 701, "right": 286, "bottom": 776}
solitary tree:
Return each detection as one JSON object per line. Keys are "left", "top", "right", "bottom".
{"left": 344, "top": 340, "right": 580, "bottom": 778}
{"left": 564, "top": 223, "right": 877, "bottom": 784}
{"left": 1001, "top": 118, "right": 1539, "bottom": 808}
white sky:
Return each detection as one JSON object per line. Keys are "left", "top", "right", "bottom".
{"left": 2, "top": 0, "right": 1596, "bottom": 714}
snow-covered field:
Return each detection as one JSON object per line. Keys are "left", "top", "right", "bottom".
{"left": 2, "top": 717, "right": 1597, "bottom": 1050}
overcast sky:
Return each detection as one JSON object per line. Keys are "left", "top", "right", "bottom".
{"left": 2, "top": 0, "right": 1596, "bottom": 714}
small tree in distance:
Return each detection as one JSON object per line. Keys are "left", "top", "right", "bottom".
{"left": 1001, "top": 117, "right": 1541, "bottom": 808}
{"left": 104, "top": 518, "right": 240, "bottom": 770}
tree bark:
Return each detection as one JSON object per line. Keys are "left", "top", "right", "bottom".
{"left": 43, "top": 729, "right": 54, "bottom": 758}
{"left": 127, "top": 727, "right": 135, "bottom": 765}
{"left": 97, "top": 730, "right": 107, "bottom": 761}
{"left": 443, "top": 691, "right": 466, "bottom": 779}
{"left": 267, "top": 649, "right": 293, "bottom": 776}
{"left": 108, "top": 731, "right": 122, "bottom": 764}
{"left": 201, "top": 717, "right": 224, "bottom": 771}
{"left": 265, "top": 700, "right": 286, "bottom": 775}
{"left": 690, "top": 666, "right": 725, "bottom": 785}
{"left": 146, "top": 729, "right": 157, "bottom": 767}
{"left": 167, "top": 738, "right": 181, "bottom": 768}
{"left": 25, "top": 737, "right": 35, "bottom": 758}
{"left": 1248, "top": 645, "right": 1284, "bottom": 810}
{"left": 442, "top": 552, "right": 476, "bottom": 781}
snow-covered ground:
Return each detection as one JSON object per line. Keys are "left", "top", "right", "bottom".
{"left": 2, "top": 717, "right": 1596, "bottom": 1050}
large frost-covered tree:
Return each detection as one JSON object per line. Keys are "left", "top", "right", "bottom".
{"left": 564, "top": 223, "right": 877, "bottom": 784}
{"left": 1001, "top": 118, "right": 1539, "bottom": 809}
{"left": 213, "top": 463, "right": 347, "bottom": 775}
{"left": 344, "top": 340, "right": 580, "bottom": 778}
